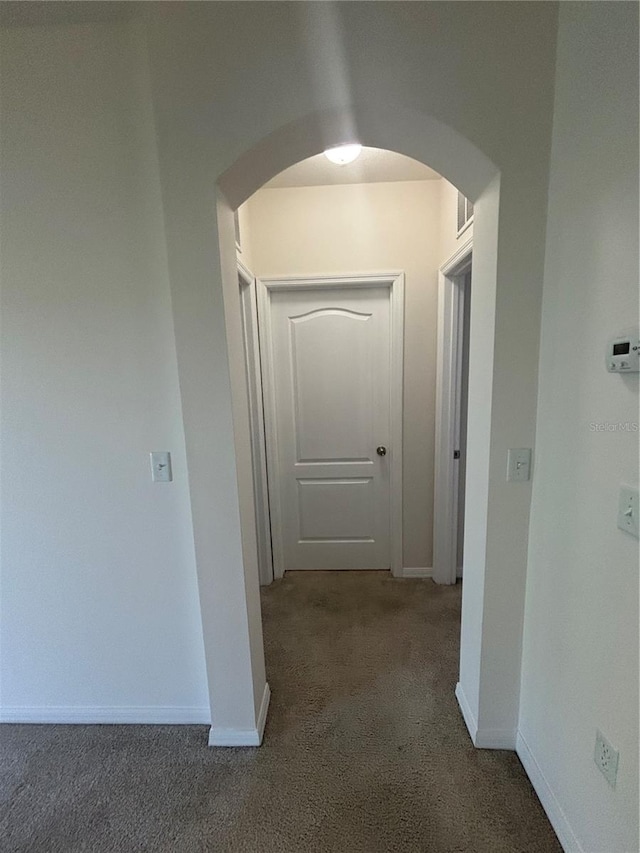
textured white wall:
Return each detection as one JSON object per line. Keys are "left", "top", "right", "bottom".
{"left": 0, "top": 22, "right": 209, "bottom": 720}
{"left": 520, "top": 4, "right": 639, "bottom": 851}
{"left": 244, "top": 178, "right": 444, "bottom": 570}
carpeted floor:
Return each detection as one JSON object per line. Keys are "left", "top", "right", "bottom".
{"left": 1, "top": 571, "right": 561, "bottom": 852}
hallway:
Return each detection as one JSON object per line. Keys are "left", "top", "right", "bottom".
{"left": 1, "top": 573, "right": 560, "bottom": 852}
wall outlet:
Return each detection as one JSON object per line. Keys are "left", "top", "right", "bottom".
{"left": 594, "top": 729, "right": 619, "bottom": 788}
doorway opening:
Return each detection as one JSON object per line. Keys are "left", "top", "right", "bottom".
{"left": 234, "top": 148, "right": 473, "bottom": 587}
{"left": 192, "top": 104, "right": 508, "bottom": 747}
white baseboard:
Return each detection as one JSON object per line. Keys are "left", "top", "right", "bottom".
{"left": 402, "top": 566, "right": 433, "bottom": 578}
{"left": 455, "top": 688, "right": 580, "bottom": 851}
{"left": 0, "top": 706, "right": 210, "bottom": 725}
{"left": 455, "top": 682, "right": 515, "bottom": 749}
{"left": 455, "top": 681, "right": 478, "bottom": 743}
{"left": 208, "top": 681, "right": 271, "bottom": 747}
{"left": 475, "top": 727, "right": 516, "bottom": 750}
{"left": 256, "top": 680, "right": 271, "bottom": 741}
{"left": 516, "top": 731, "right": 584, "bottom": 853}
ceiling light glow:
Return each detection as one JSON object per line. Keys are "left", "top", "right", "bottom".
{"left": 324, "top": 143, "right": 362, "bottom": 165}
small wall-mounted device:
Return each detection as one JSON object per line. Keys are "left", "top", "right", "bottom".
{"left": 606, "top": 330, "right": 640, "bottom": 373}
{"left": 150, "top": 451, "right": 172, "bottom": 483}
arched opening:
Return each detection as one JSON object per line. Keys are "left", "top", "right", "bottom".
{"left": 200, "top": 103, "right": 501, "bottom": 744}
{"left": 218, "top": 105, "right": 497, "bottom": 209}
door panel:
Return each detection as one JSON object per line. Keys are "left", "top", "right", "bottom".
{"left": 297, "top": 478, "right": 375, "bottom": 541}
{"left": 291, "top": 309, "right": 374, "bottom": 462}
{"left": 265, "top": 285, "right": 393, "bottom": 571}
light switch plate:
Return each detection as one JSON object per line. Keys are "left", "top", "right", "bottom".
{"left": 150, "top": 451, "right": 172, "bottom": 483}
{"left": 617, "top": 484, "right": 639, "bottom": 538}
{"left": 507, "top": 448, "right": 532, "bottom": 482}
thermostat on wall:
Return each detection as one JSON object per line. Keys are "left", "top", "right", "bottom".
{"left": 606, "top": 330, "right": 640, "bottom": 373}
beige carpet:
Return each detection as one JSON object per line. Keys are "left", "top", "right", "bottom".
{"left": 1, "top": 571, "right": 561, "bottom": 852}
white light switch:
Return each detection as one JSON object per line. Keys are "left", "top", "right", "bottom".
{"left": 507, "top": 448, "right": 531, "bottom": 482}
{"left": 617, "top": 484, "right": 639, "bottom": 538}
{"left": 150, "top": 451, "right": 172, "bottom": 483}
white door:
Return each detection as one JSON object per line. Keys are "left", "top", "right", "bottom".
{"left": 259, "top": 276, "right": 403, "bottom": 575}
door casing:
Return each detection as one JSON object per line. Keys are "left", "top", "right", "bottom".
{"left": 256, "top": 272, "right": 405, "bottom": 579}
{"left": 238, "top": 260, "right": 274, "bottom": 585}
{"left": 433, "top": 238, "right": 472, "bottom": 584}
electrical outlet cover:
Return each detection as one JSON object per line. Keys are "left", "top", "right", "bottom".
{"left": 594, "top": 729, "right": 619, "bottom": 788}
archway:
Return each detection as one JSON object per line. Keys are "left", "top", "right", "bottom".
{"left": 196, "top": 103, "right": 502, "bottom": 745}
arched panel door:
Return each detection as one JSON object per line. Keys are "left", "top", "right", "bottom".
{"left": 259, "top": 277, "right": 403, "bottom": 575}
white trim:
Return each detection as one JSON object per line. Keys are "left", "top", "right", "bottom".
{"left": 256, "top": 278, "right": 285, "bottom": 578}
{"left": 255, "top": 680, "right": 271, "bottom": 741}
{"left": 455, "top": 681, "right": 478, "bottom": 744}
{"left": 475, "top": 727, "right": 516, "bottom": 750}
{"left": 238, "top": 259, "right": 274, "bottom": 585}
{"left": 442, "top": 236, "right": 474, "bottom": 277}
{"left": 234, "top": 209, "right": 242, "bottom": 252}
{"left": 433, "top": 239, "right": 472, "bottom": 585}
{"left": 433, "top": 277, "right": 462, "bottom": 584}
{"left": 237, "top": 257, "right": 254, "bottom": 285}
{"left": 0, "top": 706, "right": 210, "bottom": 725}
{"left": 389, "top": 274, "right": 405, "bottom": 578}
{"left": 402, "top": 567, "right": 433, "bottom": 578}
{"left": 208, "top": 682, "right": 271, "bottom": 747}
{"left": 256, "top": 270, "right": 405, "bottom": 289}
{"left": 455, "top": 682, "right": 516, "bottom": 749}
{"left": 208, "top": 728, "right": 262, "bottom": 747}
{"left": 257, "top": 272, "right": 404, "bottom": 579}
{"left": 516, "top": 730, "right": 585, "bottom": 853}
{"left": 456, "top": 214, "right": 474, "bottom": 240}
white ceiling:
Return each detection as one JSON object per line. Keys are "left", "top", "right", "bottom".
{"left": 264, "top": 147, "right": 441, "bottom": 189}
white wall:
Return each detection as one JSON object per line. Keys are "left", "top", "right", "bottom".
{"left": 1, "top": 2, "right": 561, "bottom": 746}
{"left": 519, "top": 4, "right": 639, "bottom": 852}
{"left": 243, "top": 178, "right": 445, "bottom": 570}
{"left": 0, "top": 21, "right": 209, "bottom": 721}
{"left": 4, "top": 15, "right": 636, "bottom": 849}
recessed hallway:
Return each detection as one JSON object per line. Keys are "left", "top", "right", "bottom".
{"left": 1, "top": 572, "right": 560, "bottom": 852}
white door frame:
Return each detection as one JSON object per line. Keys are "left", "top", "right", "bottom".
{"left": 257, "top": 272, "right": 404, "bottom": 579}
{"left": 238, "top": 259, "right": 274, "bottom": 585}
{"left": 433, "top": 238, "right": 472, "bottom": 585}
